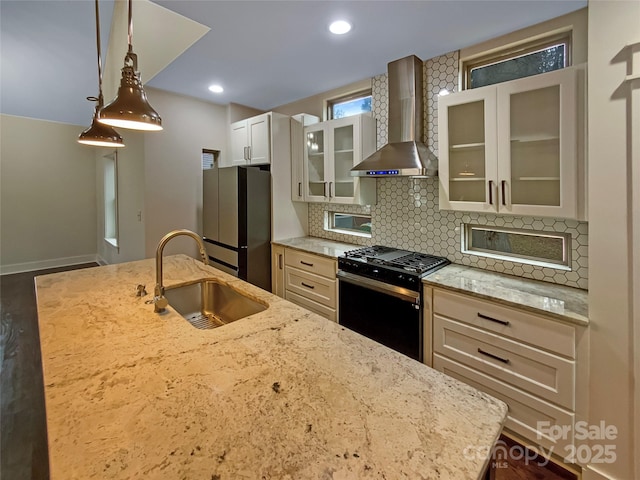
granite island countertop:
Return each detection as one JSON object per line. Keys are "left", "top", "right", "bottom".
{"left": 272, "top": 236, "right": 359, "bottom": 259}
{"left": 36, "top": 254, "right": 507, "bottom": 479}
{"left": 423, "top": 264, "right": 589, "bottom": 326}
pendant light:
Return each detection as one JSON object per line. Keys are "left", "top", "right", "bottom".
{"left": 78, "top": 0, "right": 125, "bottom": 148}
{"left": 98, "top": 0, "right": 162, "bottom": 131}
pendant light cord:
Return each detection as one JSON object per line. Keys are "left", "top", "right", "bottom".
{"left": 94, "top": 0, "right": 104, "bottom": 106}
{"left": 124, "top": 0, "right": 138, "bottom": 70}
{"left": 127, "top": 0, "right": 133, "bottom": 54}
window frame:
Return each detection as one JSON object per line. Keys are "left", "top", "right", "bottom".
{"left": 461, "top": 224, "right": 572, "bottom": 270}
{"left": 324, "top": 211, "right": 372, "bottom": 238}
{"left": 103, "top": 150, "right": 119, "bottom": 250}
{"left": 462, "top": 32, "right": 572, "bottom": 90}
{"left": 326, "top": 89, "right": 373, "bottom": 120}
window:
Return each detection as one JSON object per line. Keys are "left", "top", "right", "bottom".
{"left": 325, "top": 212, "right": 372, "bottom": 237}
{"left": 103, "top": 151, "right": 119, "bottom": 249}
{"left": 328, "top": 90, "right": 372, "bottom": 119}
{"left": 464, "top": 34, "right": 571, "bottom": 89}
{"left": 462, "top": 224, "right": 571, "bottom": 270}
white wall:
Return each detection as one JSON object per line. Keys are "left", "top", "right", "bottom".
{"left": 586, "top": 1, "right": 639, "bottom": 479}
{"left": 0, "top": 114, "right": 98, "bottom": 273}
{"left": 142, "top": 88, "right": 228, "bottom": 258}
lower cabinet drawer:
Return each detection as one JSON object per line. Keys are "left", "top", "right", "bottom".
{"left": 434, "top": 315, "right": 575, "bottom": 410}
{"left": 285, "top": 267, "right": 337, "bottom": 308}
{"left": 285, "top": 290, "right": 336, "bottom": 322}
{"left": 433, "top": 289, "right": 576, "bottom": 358}
{"left": 434, "top": 353, "right": 575, "bottom": 457}
{"left": 285, "top": 249, "right": 336, "bottom": 279}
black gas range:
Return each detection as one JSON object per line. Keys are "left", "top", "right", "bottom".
{"left": 338, "top": 245, "right": 450, "bottom": 291}
{"left": 337, "top": 246, "right": 449, "bottom": 362}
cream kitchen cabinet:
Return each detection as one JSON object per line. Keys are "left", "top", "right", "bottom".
{"left": 302, "top": 114, "right": 376, "bottom": 205}
{"left": 429, "top": 288, "right": 587, "bottom": 460}
{"left": 271, "top": 244, "right": 286, "bottom": 298}
{"left": 271, "top": 246, "right": 338, "bottom": 321}
{"left": 291, "top": 114, "right": 320, "bottom": 202}
{"left": 438, "top": 66, "right": 584, "bottom": 219}
{"left": 227, "top": 112, "right": 271, "bottom": 166}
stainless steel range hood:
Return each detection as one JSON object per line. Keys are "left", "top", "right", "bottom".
{"left": 351, "top": 55, "right": 438, "bottom": 178}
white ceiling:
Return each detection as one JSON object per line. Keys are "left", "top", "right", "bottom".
{"left": 0, "top": 0, "right": 587, "bottom": 127}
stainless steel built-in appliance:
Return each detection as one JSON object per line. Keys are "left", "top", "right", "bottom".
{"left": 202, "top": 161, "right": 271, "bottom": 291}
{"left": 337, "top": 246, "right": 450, "bottom": 361}
{"left": 350, "top": 55, "right": 438, "bottom": 178}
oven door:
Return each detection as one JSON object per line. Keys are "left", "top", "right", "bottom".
{"left": 337, "top": 271, "right": 422, "bottom": 361}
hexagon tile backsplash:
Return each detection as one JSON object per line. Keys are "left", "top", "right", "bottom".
{"left": 308, "top": 50, "right": 588, "bottom": 291}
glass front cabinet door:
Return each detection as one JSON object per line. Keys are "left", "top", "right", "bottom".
{"left": 305, "top": 124, "right": 328, "bottom": 201}
{"left": 439, "top": 66, "right": 580, "bottom": 219}
{"left": 303, "top": 114, "right": 376, "bottom": 205}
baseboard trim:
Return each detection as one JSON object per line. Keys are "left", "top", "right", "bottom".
{"left": 0, "top": 254, "right": 100, "bottom": 275}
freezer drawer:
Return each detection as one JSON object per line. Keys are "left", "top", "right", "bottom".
{"left": 204, "top": 241, "right": 238, "bottom": 272}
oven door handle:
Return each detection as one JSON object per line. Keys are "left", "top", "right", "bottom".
{"left": 337, "top": 271, "right": 420, "bottom": 305}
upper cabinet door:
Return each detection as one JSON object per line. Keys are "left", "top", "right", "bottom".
{"left": 301, "top": 114, "right": 376, "bottom": 205}
{"left": 229, "top": 121, "right": 249, "bottom": 166}
{"left": 439, "top": 66, "right": 582, "bottom": 219}
{"left": 329, "top": 116, "right": 358, "bottom": 202}
{"left": 497, "top": 67, "right": 577, "bottom": 218}
{"left": 248, "top": 113, "right": 271, "bottom": 165}
{"left": 304, "top": 123, "right": 329, "bottom": 202}
{"left": 438, "top": 86, "right": 498, "bottom": 213}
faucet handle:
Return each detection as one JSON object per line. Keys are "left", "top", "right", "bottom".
{"left": 154, "top": 295, "right": 169, "bottom": 312}
{"left": 136, "top": 284, "right": 147, "bottom": 297}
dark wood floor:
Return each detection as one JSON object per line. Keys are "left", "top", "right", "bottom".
{"left": 0, "top": 263, "right": 97, "bottom": 480}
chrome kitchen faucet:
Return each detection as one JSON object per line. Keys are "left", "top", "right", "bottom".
{"left": 153, "top": 229, "right": 209, "bottom": 313}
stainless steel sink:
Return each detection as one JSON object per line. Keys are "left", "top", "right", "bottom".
{"left": 164, "top": 279, "right": 267, "bottom": 329}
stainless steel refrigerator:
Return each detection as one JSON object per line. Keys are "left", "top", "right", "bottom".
{"left": 202, "top": 162, "right": 271, "bottom": 291}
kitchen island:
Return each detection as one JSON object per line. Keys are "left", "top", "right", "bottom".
{"left": 36, "top": 254, "right": 507, "bottom": 479}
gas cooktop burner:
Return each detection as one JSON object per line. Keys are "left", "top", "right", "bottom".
{"left": 339, "top": 245, "right": 450, "bottom": 289}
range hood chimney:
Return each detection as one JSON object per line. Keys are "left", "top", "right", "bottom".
{"left": 351, "top": 55, "right": 438, "bottom": 178}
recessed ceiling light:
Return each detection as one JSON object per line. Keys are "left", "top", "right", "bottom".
{"left": 208, "top": 85, "right": 224, "bottom": 93}
{"left": 329, "top": 20, "right": 351, "bottom": 35}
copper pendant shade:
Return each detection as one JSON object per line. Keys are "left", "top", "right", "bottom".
{"left": 78, "top": 0, "right": 125, "bottom": 147}
{"left": 98, "top": 0, "right": 162, "bottom": 131}
{"left": 79, "top": 104, "right": 125, "bottom": 147}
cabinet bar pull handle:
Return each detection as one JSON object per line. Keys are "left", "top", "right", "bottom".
{"left": 244, "top": 146, "right": 248, "bottom": 161}
{"left": 247, "top": 146, "right": 251, "bottom": 161}
{"left": 488, "top": 180, "right": 493, "bottom": 205}
{"left": 298, "top": 182, "right": 302, "bottom": 197}
{"left": 329, "top": 181, "right": 333, "bottom": 197}
{"left": 301, "top": 282, "right": 315, "bottom": 289}
{"left": 278, "top": 254, "right": 283, "bottom": 270}
{"left": 300, "top": 260, "right": 314, "bottom": 267}
{"left": 501, "top": 180, "right": 507, "bottom": 206}
{"left": 478, "top": 348, "right": 510, "bottom": 364}
{"left": 477, "top": 312, "right": 510, "bottom": 326}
